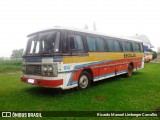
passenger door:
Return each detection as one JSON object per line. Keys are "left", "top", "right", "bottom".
{"left": 67, "top": 34, "right": 86, "bottom": 83}
{"left": 68, "top": 34, "right": 85, "bottom": 55}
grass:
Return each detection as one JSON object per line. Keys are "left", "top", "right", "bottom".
{"left": 0, "top": 63, "right": 160, "bottom": 120}
{"left": 0, "top": 59, "right": 22, "bottom": 72}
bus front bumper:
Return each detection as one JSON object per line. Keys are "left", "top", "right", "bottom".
{"left": 21, "top": 76, "right": 63, "bottom": 87}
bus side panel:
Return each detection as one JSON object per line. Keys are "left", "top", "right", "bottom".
{"left": 64, "top": 71, "right": 77, "bottom": 87}
{"left": 70, "top": 69, "right": 82, "bottom": 83}
{"left": 115, "top": 64, "right": 128, "bottom": 75}
{"left": 91, "top": 67, "right": 99, "bottom": 80}
{"left": 97, "top": 66, "right": 116, "bottom": 81}
{"left": 63, "top": 52, "right": 144, "bottom": 88}
{"left": 135, "top": 61, "right": 142, "bottom": 69}
{"left": 132, "top": 58, "right": 142, "bottom": 70}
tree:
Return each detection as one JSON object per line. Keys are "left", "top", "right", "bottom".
{"left": 10, "top": 49, "right": 24, "bottom": 59}
{"left": 147, "top": 49, "right": 157, "bottom": 59}
{"left": 0, "top": 57, "right": 9, "bottom": 60}
{"left": 147, "top": 49, "right": 153, "bottom": 52}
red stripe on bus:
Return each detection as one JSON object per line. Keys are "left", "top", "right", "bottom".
{"left": 69, "top": 58, "right": 142, "bottom": 82}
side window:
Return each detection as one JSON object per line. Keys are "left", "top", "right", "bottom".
{"left": 114, "top": 40, "right": 121, "bottom": 52}
{"left": 96, "top": 38, "right": 105, "bottom": 52}
{"left": 107, "top": 39, "right": 121, "bottom": 52}
{"left": 140, "top": 43, "right": 144, "bottom": 52}
{"left": 122, "top": 41, "right": 132, "bottom": 52}
{"left": 132, "top": 43, "right": 140, "bottom": 52}
{"left": 107, "top": 39, "right": 115, "bottom": 52}
{"left": 68, "top": 34, "right": 76, "bottom": 50}
{"left": 86, "top": 36, "right": 96, "bottom": 51}
{"left": 68, "top": 34, "right": 85, "bottom": 52}
{"left": 75, "top": 35, "right": 84, "bottom": 50}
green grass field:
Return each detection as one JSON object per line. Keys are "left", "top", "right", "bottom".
{"left": 0, "top": 63, "right": 160, "bottom": 120}
{"left": 0, "top": 59, "right": 22, "bottom": 72}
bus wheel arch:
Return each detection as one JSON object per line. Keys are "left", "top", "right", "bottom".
{"left": 77, "top": 69, "right": 93, "bottom": 90}
{"left": 126, "top": 62, "right": 134, "bottom": 77}
{"left": 83, "top": 69, "right": 93, "bottom": 81}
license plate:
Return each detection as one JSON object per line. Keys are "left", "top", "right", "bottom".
{"left": 28, "top": 79, "right": 34, "bottom": 83}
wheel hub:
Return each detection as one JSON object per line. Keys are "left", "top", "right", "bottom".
{"left": 79, "top": 75, "right": 88, "bottom": 88}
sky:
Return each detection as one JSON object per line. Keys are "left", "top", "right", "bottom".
{"left": 0, "top": 0, "right": 160, "bottom": 57}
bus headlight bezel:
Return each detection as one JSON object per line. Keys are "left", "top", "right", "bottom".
{"left": 42, "top": 65, "right": 48, "bottom": 72}
{"left": 48, "top": 66, "right": 53, "bottom": 72}
{"left": 41, "top": 64, "right": 57, "bottom": 77}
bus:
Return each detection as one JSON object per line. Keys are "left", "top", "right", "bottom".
{"left": 21, "top": 26, "right": 144, "bottom": 90}
{"left": 144, "top": 52, "right": 152, "bottom": 62}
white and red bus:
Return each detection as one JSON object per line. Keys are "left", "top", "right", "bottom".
{"left": 21, "top": 26, "right": 144, "bottom": 90}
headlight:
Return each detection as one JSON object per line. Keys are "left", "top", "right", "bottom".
{"left": 41, "top": 64, "right": 57, "bottom": 76}
{"left": 42, "top": 65, "right": 53, "bottom": 71}
{"left": 42, "top": 65, "right": 48, "bottom": 72}
{"left": 48, "top": 66, "right": 53, "bottom": 71}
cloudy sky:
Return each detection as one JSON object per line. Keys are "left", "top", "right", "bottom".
{"left": 0, "top": 0, "right": 160, "bottom": 57}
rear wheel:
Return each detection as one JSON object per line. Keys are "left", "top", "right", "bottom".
{"left": 78, "top": 71, "right": 91, "bottom": 90}
{"left": 126, "top": 64, "right": 133, "bottom": 77}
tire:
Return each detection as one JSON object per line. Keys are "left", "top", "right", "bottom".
{"left": 78, "top": 71, "right": 91, "bottom": 90}
{"left": 126, "top": 64, "right": 133, "bottom": 77}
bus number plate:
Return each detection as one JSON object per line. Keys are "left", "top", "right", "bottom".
{"left": 28, "top": 79, "right": 34, "bottom": 83}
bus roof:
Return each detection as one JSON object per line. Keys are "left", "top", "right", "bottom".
{"left": 27, "top": 26, "right": 142, "bottom": 43}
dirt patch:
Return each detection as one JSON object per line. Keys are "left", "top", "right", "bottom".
{"left": 95, "top": 96, "right": 106, "bottom": 102}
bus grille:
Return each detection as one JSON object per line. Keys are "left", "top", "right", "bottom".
{"left": 25, "top": 65, "right": 41, "bottom": 75}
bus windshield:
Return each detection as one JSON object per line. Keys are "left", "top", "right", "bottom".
{"left": 24, "top": 31, "right": 60, "bottom": 55}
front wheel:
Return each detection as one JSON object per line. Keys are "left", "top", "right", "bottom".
{"left": 78, "top": 71, "right": 91, "bottom": 90}
{"left": 126, "top": 64, "right": 133, "bottom": 77}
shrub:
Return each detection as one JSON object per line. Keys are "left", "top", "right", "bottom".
{"left": 0, "top": 59, "right": 22, "bottom": 72}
